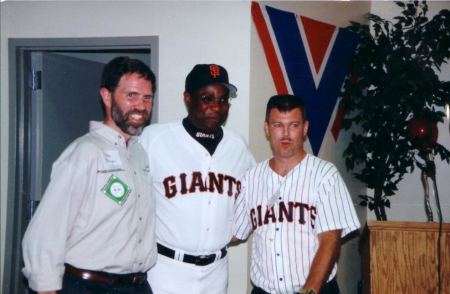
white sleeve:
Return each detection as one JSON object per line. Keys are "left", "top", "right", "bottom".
{"left": 21, "top": 145, "right": 90, "bottom": 292}
{"left": 233, "top": 175, "right": 252, "bottom": 240}
{"left": 315, "top": 168, "right": 360, "bottom": 237}
{"left": 138, "top": 126, "right": 152, "bottom": 163}
{"left": 247, "top": 148, "right": 257, "bottom": 169}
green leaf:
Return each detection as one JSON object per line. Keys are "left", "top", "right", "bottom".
{"left": 358, "top": 195, "right": 369, "bottom": 201}
{"left": 395, "top": 1, "right": 405, "bottom": 8}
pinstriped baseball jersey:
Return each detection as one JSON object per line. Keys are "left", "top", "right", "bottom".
{"left": 234, "top": 154, "right": 360, "bottom": 293}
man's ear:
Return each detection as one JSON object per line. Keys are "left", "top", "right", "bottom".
{"left": 100, "top": 88, "right": 111, "bottom": 109}
{"left": 264, "top": 120, "right": 270, "bottom": 137}
{"left": 183, "top": 92, "right": 191, "bottom": 107}
{"left": 303, "top": 120, "right": 309, "bottom": 141}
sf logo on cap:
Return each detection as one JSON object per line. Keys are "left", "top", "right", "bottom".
{"left": 210, "top": 65, "right": 220, "bottom": 78}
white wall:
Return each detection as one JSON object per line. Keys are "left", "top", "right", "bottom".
{"left": 0, "top": 2, "right": 252, "bottom": 293}
{"left": 249, "top": 2, "right": 370, "bottom": 293}
{"left": 368, "top": 1, "right": 450, "bottom": 223}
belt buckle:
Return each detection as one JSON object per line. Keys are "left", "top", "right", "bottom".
{"left": 195, "top": 254, "right": 214, "bottom": 266}
{"left": 132, "top": 275, "right": 143, "bottom": 285}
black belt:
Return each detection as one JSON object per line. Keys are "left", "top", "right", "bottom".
{"left": 157, "top": 243, "right": 227, "bottom": 266}
{"left": 65, "top": 264, "right": 147, "bottom": 286}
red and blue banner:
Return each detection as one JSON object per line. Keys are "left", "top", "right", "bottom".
{"left": 252, "top": 2, "right": 360, "bottom": 156}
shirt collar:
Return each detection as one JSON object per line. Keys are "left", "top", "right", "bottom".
{"left": 89, "top": 121, "right": 138, "bottom": 149}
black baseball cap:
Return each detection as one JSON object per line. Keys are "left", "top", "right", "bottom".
{"left": 185, "top": 64, "right": 237, "bottom": 94}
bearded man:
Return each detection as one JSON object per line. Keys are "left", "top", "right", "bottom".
{"left": 22, "top": 56, "right": 158, "bottom": 294}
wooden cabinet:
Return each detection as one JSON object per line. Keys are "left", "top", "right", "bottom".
{"left": 360, "top": 221, "right": 450, "bottom": 293}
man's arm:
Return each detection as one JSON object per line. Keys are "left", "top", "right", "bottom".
{"left": 302, "top": 229, "right": 342, "bottom": 293}
{"left": 22, "top": 144, "right": 91, "bottom": 292}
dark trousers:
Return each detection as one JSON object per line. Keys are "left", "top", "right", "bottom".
{"left": 252, "top": 278, "right": 340, "bottom": 294}
{"left": 59, "top": 272, "right": 153, "bottom": 294}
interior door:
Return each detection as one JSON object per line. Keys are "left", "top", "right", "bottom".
{"left": 31, "top": 52, "right": 105, "bottom": 200}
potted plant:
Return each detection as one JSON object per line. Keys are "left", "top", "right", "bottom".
{"left": 340, "top": 1, "right": 450, "bottom": 221}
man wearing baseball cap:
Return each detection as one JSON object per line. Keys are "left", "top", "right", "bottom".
{"left": 140, "top": 64, "right": 255, "bottom": 293}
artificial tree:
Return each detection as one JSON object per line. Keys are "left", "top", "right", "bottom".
{"left": 340, "top": 1, "right": 450, "bottom": 221}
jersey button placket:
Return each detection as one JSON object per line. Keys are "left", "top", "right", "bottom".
{"left": 273, "top": 205, "right": 285, "bottom": 292}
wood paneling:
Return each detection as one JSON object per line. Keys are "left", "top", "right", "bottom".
{"left": 360, "top": 221, "right": 450, "bottom": 294}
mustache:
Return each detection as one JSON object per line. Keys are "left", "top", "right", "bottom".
{"left": 125, "top": 109, "right": 150, "bottom": 119}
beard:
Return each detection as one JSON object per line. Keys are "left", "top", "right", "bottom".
{"left": 111, "top": 95, "right": 150, "bottom": 136}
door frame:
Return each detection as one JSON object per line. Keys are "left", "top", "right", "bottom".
{"left": 4, "top": 36, "right": 159, "bottom": 294}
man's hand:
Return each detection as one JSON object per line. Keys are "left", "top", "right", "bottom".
{"left": 302, "top": 229, "right": 342, "bottom": 293}
{"left": 230, "top": 236, "right": 240, "bottom": 243}
{"left": 38, "top": 291, "right": 57, "bottom": 294}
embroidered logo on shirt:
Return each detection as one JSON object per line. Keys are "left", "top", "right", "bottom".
{"left": 142, "top": 165, "right": 150, "bottom": 173}
{"left": 104, "top": 150, "right": 122, "bottom": 166}
{"left": 101, "top": 174, "right": 131, "bottom": 206}
{"left": 196, "top": 132, "right": 214, "bottom": 139}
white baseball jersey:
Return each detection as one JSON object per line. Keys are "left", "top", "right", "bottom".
{"left": 140, "top": 118, "right": 255, "bottom": 253}
{"left": 234, "top": 154, "right": 360, "bottom": 294}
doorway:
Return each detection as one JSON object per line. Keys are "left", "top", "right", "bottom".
{"left": 4, "top": 36, "right": 158, "bottom": 294}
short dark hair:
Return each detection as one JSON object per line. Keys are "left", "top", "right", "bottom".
{"left": 265, "top": 94, "right": 307, "bottom": 122}
{"left": 101, "top": 56, "right": 156, "bottom": 93}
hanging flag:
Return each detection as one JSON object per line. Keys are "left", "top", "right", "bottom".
{"left": 252, "top": 2, "right": 360, "bottom": 156}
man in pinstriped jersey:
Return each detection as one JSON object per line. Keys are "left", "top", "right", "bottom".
{"left": 233, "top": 94, "right": 360, "bottom": 294}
